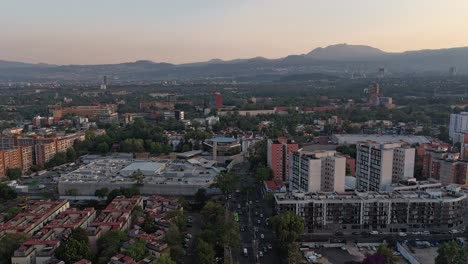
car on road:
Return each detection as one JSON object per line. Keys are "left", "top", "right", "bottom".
{"left": 260, "top": 233, "right": 264, "bottom": 239}
{"left": 370, "top": 230, "right": 379, "bottom": 235}
{"left": 411, "top": 231, "right": 421, "bottom": 235}
{"left": 259, "top": 251, "right": 263, "bottom": 257}
{"left": 398, "top": 232, "right": 407, "bottom": 237}
{"left": 421, "top": 231, "right": 430, "bottom": 235}
{"left": 449, "top": 229, "right": 461, "bottom": 234}
{"left": 352, "top": 232, "right": 361, "bottom": 235}
{"left": 267, "top": 244, "right": 272, "bottom": 250}
{"left": 260, "top": 213, "right": 263, "bottom": 218}
{"left": 243, "top": 248, "right": 248, "bottom": 257}
{"left": 334, "top": 231, "right": 343, "bottom": 236}
{"left": 257, "top": 219, "right": 261, "bottom": 224}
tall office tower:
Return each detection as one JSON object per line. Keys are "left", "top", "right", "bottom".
{"left": 366, "top": 83, "right": 382, "bottom": 106}
{"left": 100, "top": 75, "right": 107, "bottom": 90}
{"left": 378, "top": 68, "right": 385, "bottom": 78}
{"left": 211, "top": 92, "right": 223, "bottom": 110}
{"left": 449, "top": 67, "right": 457, "bottom": 76}
{"left": 267, "top": 137, "right": 299, "bottom": 182}
{"left": 356, "top": 142, "right": 415, "bottom": 191}
{"left": 289, "top": 149, "right": 346, "bottom": 193}
{"left": 449, "top": 112, "right": 468, "bottom": 143}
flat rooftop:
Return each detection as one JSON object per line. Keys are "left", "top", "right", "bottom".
{"left": 210, "top": 137, "right": 237, "bottom": 143}
{"left": 59, "top": 158, "right": 219, "bottom": 185}
{"left": 332, "top": 134, "right": 431, "bottom": 145}
{"left": 275, "top": 189, "right": 466, "bottom": 204}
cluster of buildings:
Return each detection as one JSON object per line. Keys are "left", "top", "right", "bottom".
{"left": 1, "top": 195, "right": 179, "bottom": 264}
{"left": 48, "top": 104, "right": 117, "bottom": 121}
{"left": 267, "top": 133, "right": 468, "bottom": 234}
{"left": 0, "top": 133, "right": 84, "bottom": 177}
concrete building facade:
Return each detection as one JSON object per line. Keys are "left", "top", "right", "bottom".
{"left": 356, "top": 142, "right": 415, "bottom": 191}
{"left": 275, "top": 188, "right": 466, "bottom": 234}
{"left": 449, "top": 112, "right": 468, "bottom": 143}
{"left": 290, "top": 150, "right": 346, "bottom": 193}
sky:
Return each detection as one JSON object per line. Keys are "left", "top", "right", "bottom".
{"left": 2, "top": 0, "right": 468, "bottom": 65}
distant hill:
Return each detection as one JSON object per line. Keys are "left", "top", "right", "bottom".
{"left": 2, "top": 44, "right": 468, "bottom": 81}
{"left": 306, "top": 44, "right": 387, "bottom": 61}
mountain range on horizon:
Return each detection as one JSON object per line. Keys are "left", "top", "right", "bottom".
{"left": 2, "top": 43, "right": 468, "bottom": 82}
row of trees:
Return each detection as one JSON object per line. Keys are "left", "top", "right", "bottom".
{"left": 74, "top": 118, "right": 173, "bottom": 156}
{"left": 271, "top": 212, "right": 305, "bottom": 264}
{"left": 44, "top": 148, "right": 78, "bottom": 169}
{"left": 193, "top": 201, "right": 240, "bottom": 264}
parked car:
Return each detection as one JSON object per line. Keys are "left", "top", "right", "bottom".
{"left": 398, "top": 232, "right": 407, "bottom": 237}
{"left": 370, "top": 231, "right": 379, "bottom": 235}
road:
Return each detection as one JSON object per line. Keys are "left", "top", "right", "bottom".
{"left": 230, "top": 162, "right": 280, "bottom": 264}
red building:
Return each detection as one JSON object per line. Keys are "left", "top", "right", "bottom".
{"left": 344, "top": 155, "right": 356, "bottom": 176}
{"left": 212, "top": 92, "right": 223, "bottom": 110}
{"left": 267, "top": 137, "right": 299, "bottom": 182}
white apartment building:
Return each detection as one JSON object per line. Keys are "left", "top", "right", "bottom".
{"left": 290, "top": 149, "right": 346, "bottom": 193}
{"left": 356, "top": 142, "right": 415, "bottom": 191}
{"left": 449, "top": 112, "right": 468, "bottom": 143}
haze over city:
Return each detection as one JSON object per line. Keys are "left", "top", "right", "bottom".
{"left": 2, "top": 0, "right": 468, "bottom": 64}
{"left": 2, "top": 2, "right": 468, "bottom": 264}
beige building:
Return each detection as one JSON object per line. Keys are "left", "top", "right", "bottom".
{"left": 356, "top": 142, "right": 415, "bottom": 191}
{"left": 290, "top": 149, "right": 346, "bottom": 193}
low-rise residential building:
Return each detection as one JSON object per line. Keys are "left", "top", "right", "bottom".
{"left": 275, "top": 187, "right": 466, "bottom": 234}
{"left": 11, "top": 207, "right": 96, "bottom": 264}
{"left": 0, "top": 200, "right": 70, "bottom": 237}
{"left": 87, "top": 196, "right": 143, "bottom": 251}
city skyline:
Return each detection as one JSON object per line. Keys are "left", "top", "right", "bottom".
{"left": 2, "top": 0, "right": 468, "bottom": 64}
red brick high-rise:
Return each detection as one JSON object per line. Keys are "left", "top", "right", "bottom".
{"left": 212, "top": 92, "right": 223, "bottom": 110}
{"left": 267, "top": 137, "right": 299, "bottom": 182}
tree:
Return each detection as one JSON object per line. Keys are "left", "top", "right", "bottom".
{"left": 377, "top": 245, "right": 397, "bottom": 264}
{"left": 0, "top": 183, "right": 18, "bottom": 200}
{"left": 193, "top": 238, "right": 215, "bottom": 264}
{"left": 201, "top": 201, "right": 225, "bottom": 226}
{"left": 287, "top": 242, "right": 303, "bottom": 264}
{"left": 131, "top": 169, "right": 145, "bottom": 185}
{"left": 55, "top": 237, "right": 92, "bottom": 263}
{"left": 66, "top": 147, "right": 78, "bottom": 162}
{"left": 213, "top": 172, "right": 239, "bottom": 194}
{"left": 56, "top": 228, "right": 91, "bottom": 263}
{"left": 97, "top": 142, "right": 110, "bottom": 155}
{"left": 271, "top": 212, "right": 305, "bottom": 244}
{"left": 96, "top": 230, "right": 127, "bottom": 264}
{"left": 164, "top": 223, "right": 182, "bottom": 246}
{"left": 142, "top": 215, "right": 157, "bottom": 234}
{"left": 5, "top": 207, "right": 22, "bottom": 221}
{"left": 153, "top": 256, "right": 176, "bottom": 264}
{"left": 255, "top": 165, "right": 272, "bottom": 181}
{"left": 126, "top": 239, "right": 147, "bottom": 261}
{"left": 0, "top": 233, "right": 28, "bottom": 264}
{"left": 436, "top": 240, "right": 468, "bottom": 264}
{"left": 170, "top": 244, "right": 184, "bottom": 264}
{"left": 195, "top": 188, "right": 208, "bottom": 207}
{"left": 95, "top": 187, "right": 109, "bottom": 198}
{"left": 6, "top": 168, "right": 22, "bottom": 181}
